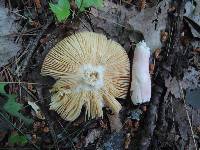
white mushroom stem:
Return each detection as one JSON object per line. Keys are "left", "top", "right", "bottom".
{"left": 131, "top": 41, "right": 151, "bottom": 105}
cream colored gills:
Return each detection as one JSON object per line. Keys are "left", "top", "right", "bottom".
{"left": 41, "top": 32, "right": 130, "bottom": 121}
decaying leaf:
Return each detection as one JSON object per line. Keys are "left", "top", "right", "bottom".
{"left": 181, "top": 67, "right": 200, "bottom": 90}
{"left": 28, "top": 101, "right": 45, "bottom": 120}
{"left": 184, "top": 1, "right": 200, "bottom": 38}
{"left": 128, "top": 109, "right": 143, "bottom": 121}
{"left": 0, "top": 5, "right": 21, "bottom": 67}
{"left": 128, "top": 0, "right": 170, "bottom": 51}
{"left": 84, "top": 129, "right": 101, "bottom": 147}
{"left": 165, "top": 77, "right": 181, "bottom": 99}
{"left": 107, "top": 113, "right": 122, "bottom": 132}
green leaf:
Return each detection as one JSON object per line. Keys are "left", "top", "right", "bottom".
{"left": 3, "top": 94, "right": 33, "bottom": 125}
{"left": 0, "top": 83, "right": 7, "bottom": 94}
{"left": 76, "top": 0, "right": 103, "bottom": 12}
{"left": 8, "top": 132, "right": 28, "bottom": 146}
{"left": 49, "top": 0, "right": 70, "bottom": 22}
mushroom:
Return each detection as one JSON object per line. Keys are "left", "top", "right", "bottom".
{"left": 131, "top": 41, "right": 151, "bottom": 105}
{"left": 41, "top": 32, "right": 130, "bottom": 121}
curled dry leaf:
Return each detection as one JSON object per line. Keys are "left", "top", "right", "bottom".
{"left": 28, "top": 101, "right": 45, "bottom": 120}
{"left": 41, "top": 32, "right": 130, "bottom": 121}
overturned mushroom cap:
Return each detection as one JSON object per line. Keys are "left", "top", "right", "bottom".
{"left": 41, "top": 32, "right": 130, "bottom": 121}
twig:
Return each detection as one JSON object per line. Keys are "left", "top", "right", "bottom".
{"left": 178, "top": 81, "right": 198, "bottom": 150}
{"left": 0, "top": 81, "right": 46, "bottom": 85}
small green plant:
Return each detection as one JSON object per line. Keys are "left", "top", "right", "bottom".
{"left": 0, "top": 83, "right": 33, "bottom": 125}
{"left": 49, "top": 0, "right": 71, "bottom": 22}
{"left": 49, "top": 0, "right": 103, "bottom": 22}
{"left": 8, "top": 132, "right": 28, "bottom": 146}
{"left": 76, "top": 0, "right": 103, "bottom": 12}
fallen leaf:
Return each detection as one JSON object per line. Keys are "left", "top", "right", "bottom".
{"left": 181, "top": 67, "right": 200, "bottom": 90}
{"left": 184, "top": 1, "right": 200, "bottom": 38}
{"left": 28, "top": 101, "right": 45, "bottom": 120}
{"left": 165, "top": 77, "right": 181, "bottom": 98}
{"left": 84, "top": 129, "right": 101, "bottom": 147}
{"left": 107, "top": 113, "right": 122, "bottom": 132}
{"left": 128, "top": 0, "right": 170, "bottom": 51}
{"left": 128, "top": 108, "right": 143, "bottom": 121}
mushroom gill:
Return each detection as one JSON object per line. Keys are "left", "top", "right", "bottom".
{"left": 41, "top": 32, "right": 130, "bottom": 121}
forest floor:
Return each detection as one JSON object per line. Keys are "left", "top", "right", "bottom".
{"left": 0, "top": 0, "right": 200, "bottom": 149}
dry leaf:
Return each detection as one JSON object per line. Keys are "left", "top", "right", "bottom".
{"left": 84, "top": 129, "right": 101, "bottom": 147}
{"left": 107, "top": 113, "right": 122, "bottom": 132}
{"left": 28, "top": 101, "right": 45, "bottom": 120}
{"left": 165, "top": 77, "right": 181, "bottom": 98}
{"left": 128, "top": 0, "right": 170, "bottom": 51}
